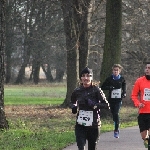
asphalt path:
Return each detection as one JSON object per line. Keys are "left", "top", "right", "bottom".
{"left": 63, "top": 126, "right": 146, "bottom": 150}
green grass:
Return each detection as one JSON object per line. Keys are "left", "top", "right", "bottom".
{"left": 0, "top": 126, "right": 75, "bottom": 150}
{"left": 4, "top": 84, "right": 66, "bottom": 105}
{"left": 1, "top": 84, "right": 138, "bottom": 150}
{"left": 4, "top": 97, "right": 63, "bottom": 105}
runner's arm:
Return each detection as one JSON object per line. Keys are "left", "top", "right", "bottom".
{"left": 131, "top": 80, "right": 140, "bottom": 107}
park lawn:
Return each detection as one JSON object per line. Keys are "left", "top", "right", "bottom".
{"left": 4, "top": 84, "right": 66, "bottom": 105}
{"left": 1, "top": 84, "right": 138, "bottom": 150}
{"left": 4, "top": 97, "right": 63, "bottom": 105}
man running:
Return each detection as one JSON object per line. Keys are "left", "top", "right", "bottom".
{"left": 131, "top": 62, "right": 150, "bottom": 149}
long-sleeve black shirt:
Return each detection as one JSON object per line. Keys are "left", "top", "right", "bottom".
{"left": 70, "top": 85, "right": 109, "bottom": 127}
{"left": 101, "top": 75, "right": 126, "bottom": 103}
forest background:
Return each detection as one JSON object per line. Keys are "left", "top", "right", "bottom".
{"left": 1, "top": 0, "right": 150, "bottom": 102}
{"left": 0, "top": 0, "right": 149, "bottom": 149}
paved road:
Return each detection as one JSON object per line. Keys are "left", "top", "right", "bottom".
{"left": 63, "top": 126, "right": 146, "bottom": 150}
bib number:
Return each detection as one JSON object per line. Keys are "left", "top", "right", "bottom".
{"left": 143, "top": 88, "right": 150, "bottom": 101}
{"left": 77, "top": 110, "right": 93, "bottom": 126}
{"left": 111, "top": 89, "right": 121, "bottom": 98}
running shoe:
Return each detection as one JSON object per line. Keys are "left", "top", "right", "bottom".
{"left": 144, "top": 139, "right": 148, "bottom": 148}
{"left": 114, "top": 130, "right": 119, "bottom": 138}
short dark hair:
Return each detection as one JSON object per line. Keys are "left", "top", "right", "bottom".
{"left": 145, "top": 62, "right": 150, "bottom": 65}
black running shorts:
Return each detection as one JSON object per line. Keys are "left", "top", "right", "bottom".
{"left": 138, "top": 113, "right": 150, "bottom": 132}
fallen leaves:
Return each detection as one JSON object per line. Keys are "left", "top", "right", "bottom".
{"left": 5, "top": 105, "right": 74, "bottom": 120}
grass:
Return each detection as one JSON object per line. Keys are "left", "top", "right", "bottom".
{"left": 4, "top": 84, "right": 66, "bottom": 105}
{"left": 0, "top": 125, "right": 75, "bottom": 150}
{"left": 4, "top": 97, "right": 63, "bottom": 105}
{"left": 2, "top": 84, "right": 139, "bottom": 150}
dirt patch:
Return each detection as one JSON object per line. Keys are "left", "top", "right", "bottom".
{"left": 5, "top": 105, "right": 74, "bottom": 120}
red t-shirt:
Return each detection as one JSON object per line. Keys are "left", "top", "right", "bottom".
{"left": 131, "top": 76, "right": 150, "bottom": 113}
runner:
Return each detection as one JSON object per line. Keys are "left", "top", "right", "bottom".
{"left": 131, "top": 62, "right": 150, "bottom": 149}
{"left": 101, "top": 64, "right": 126, "bottom": 138}
{"left": 70, "top": 67, "right": 109, "bottom": 150}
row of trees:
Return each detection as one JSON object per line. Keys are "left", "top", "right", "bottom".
{"left": 3, "top": 0, "right": 150, "bottom": 85}
{"left": 62, "top": 0, "right": 150, "bottom": 105}
{"left": 62, "top": 0, "right": 123, "bottom": 105}
{"left": 5, "top": 0, "right": 66, "bottom": 84}
{"left": 0, "top": 0, "right": 150, "bottom": 128}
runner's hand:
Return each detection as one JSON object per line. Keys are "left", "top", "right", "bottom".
{"left": 121, "top": 93, "right": 126, "bottom": 98}
{"left": 138, "top": 103, "right": 145, "bottom": 109}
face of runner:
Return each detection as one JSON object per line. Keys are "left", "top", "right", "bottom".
{"left": 81, "top": 73, "right": 92, "bottom": 87}
{"left": 112, "top": 67, "right": 121, "bottom": 76}
{"left": 145, "top": 63, "right": 150, "bottom": 76}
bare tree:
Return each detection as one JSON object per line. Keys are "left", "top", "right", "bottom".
{"left": 0, "top": 0, "right": 9, "bottom": 129}
{"left": 100, "top": 0, "right": 122, "bottom": 83}
{"left": 61, "top": 0, "right": 93, "bottom": 106}
{"left": 121, "top": 0, "right": 150, "bottom": 78}
{"left": 61, "top": 0, "right": 78, "bottom": 106}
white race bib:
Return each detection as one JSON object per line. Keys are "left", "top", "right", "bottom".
{"left": 143, "top": 88, "right": 150, "bottom": 101}
{"left": 77, "top": 110, "right": 93, "bottom": 126}
{"left": 111, "top": 89, "right": 121, "bottom": 98}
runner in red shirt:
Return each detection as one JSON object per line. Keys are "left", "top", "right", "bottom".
{"left": 131, "top": 62, "right": 150, "bottom": 149}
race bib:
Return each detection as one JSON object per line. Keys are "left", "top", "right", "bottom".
{"left": 143, "top": 88, "right": 150, "bottom": 101}
{"left": 111, "top": 89, "right": 121, "bottom": 98}
{"left": 77, "top": 110, "right": 93, "bottom": 126}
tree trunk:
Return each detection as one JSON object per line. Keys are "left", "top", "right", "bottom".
{"left": 15, "top": 64, "right": 25, "bottom": 84}
{"left": 0, "top": 0, "right": 9, "bottom": 129}
{"left": 5, "top": 53, "right": 11, "bottom": 83}
{"left": 41, "top": 64, "right": 54, "bottom": 82}
{"left": 100, "top": 0, "right": 122, "bottom": 83}
{"left": 55, "top": 69, "right": 64, "bottom": 82}
{"left": 61, "top": 0, "right": 78, "bottom": 106}
{"left": 5, "top": 0, "right": 14, "bottom": 84}
{"left": 61, "top": 0, "right": 93, "bottom": 106}
{"left": 77, "top": 0, "right": 91, "bottom": 74}
{"left": 33, "top": 59, "right": 40, "bottom": 84}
